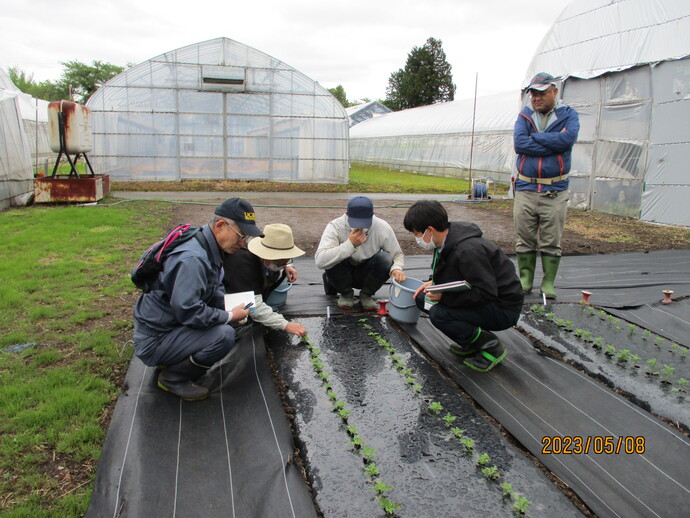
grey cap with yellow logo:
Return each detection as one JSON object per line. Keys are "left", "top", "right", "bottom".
{"left": 215, "top": 198, "right": 263, "bottom": 236}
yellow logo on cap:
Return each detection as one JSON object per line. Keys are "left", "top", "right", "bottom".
{"left": 244, "top": 211, "right": 256, "bottom": 221}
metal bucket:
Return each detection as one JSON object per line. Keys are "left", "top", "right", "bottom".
{"left": 265, "top": 278, "right": 292, "bottom": 310}
{"left": 388, "top": 277, "right": 423, "bottom": 324}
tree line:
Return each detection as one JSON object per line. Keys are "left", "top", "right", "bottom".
{"left": 9, "top": 37, "right": 454, "bottom": 111}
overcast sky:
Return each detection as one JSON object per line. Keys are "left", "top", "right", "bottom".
{"left": 0, "top": 0, "right": 573, "bottom": 102}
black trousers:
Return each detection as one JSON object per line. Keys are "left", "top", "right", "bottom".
{"left": 325, "top": 251, "right": 393, "bottom": 295}
{"left": 415, "top": 292, "right": 521, "bottom": 346}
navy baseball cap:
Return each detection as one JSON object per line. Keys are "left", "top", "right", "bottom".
{"left": 347, "top": 196, "right": 374, "bottom": 228}
{"left": 215, "top": 198, "right": 263, "bottom": 236}
{"left": 526, "top": 72, "right": 557, "bottom": 91}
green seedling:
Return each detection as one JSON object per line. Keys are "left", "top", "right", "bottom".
{"left": 593, "top": 337, "right": 604, "bottom": 349}
{"left": 349, "top": 435, "right": 364, "bottom": 449}
{"left": 585, "top": 305, "right": 596, "bottom": 315}
{"left": 582, "top": 330, "right": 592, "bottom": 342}
{"left": 364, "top": 463, "right": 380, "bottom": 477}
{"left": 630, "top": 354, "right": 641, "bottom": 367}
{"left": 428, "top": 401, "right": 444, "bottom": 414}
{"left": 574, "top": 329, "right": 584, "bottom": 338}
{"left": 482, "top": 466, "right": 500, "bottom": 480}
{"left": 564, "top": 320, "right": 574, "bottom": 331}
{"left": 512, "top": 496, "right": 531, "bottom": 515}
{"left": 671, "top": 343, "right": 679, "bottom": 354}
{"left": 373, "top": 479, "right": 393, "bottom": 495}
{"left": 555, "top": 318, "right": 565, "bottom": 327}
{"left": 319, "top": 371, "right": 330, "bottom": 381}
{"left": 628, "top": 324, "right": 636, "bottom": 335}
{"left": 597, "top": 310, "right": 607, "bottom": 320}
{"left": 405, "top": 376, "right": 415, "bottom": 385}
{"left": 378, "top": 497, "right": 401, "bottom": 515}
{"left": 501, "top": 482, "right": 514, "bottom": 497}
{"left": 442, "top": 413, "right": 457, "bottom": 427}
{"left": 643, "top": 329, "right": 652, "bottom": 340}
{"left": 655, "top": 336, "right": 664, "bottom": 347}
{"left": 358, "top": 318, "right": 368, "bottom": 323}
{"left": 607, "top": 315, "right": 620, "bottom": 325}
{"left": 545, "top": 312, "right": 555, "bottom": 322}
{"left": 451, "top": 427, "right": 465, "bottom": 439}
{"left": 460, "top": 437, "right": 475, "bottom": 452}
{"left": 604, "top": 344, "right": 616, "bottom": 356}
{"left": 680, "top": 349, "right": 688, "bottom": 360}
{"left": 615, "top": 325, "right": 622, "bottom": 332}
{"left": 476, "top": 452, "right": 491, "bottom": 466}
{"left": 678, "top": 378, "right": 688, "bottom": 389}
{"left": 647, "top": 358, "right": 659, "bottom": 376}
{"left": 661, "top": 364, "right": 675, "bottom": 383}
{"left": 328, "top": 390, "right": 337, "bottom": 401}
{"left": 362, "top": 446, "right": 377, "bottom": 463}
{"left": 338, "top": 408, "right": 352, "bottom": 420}
{"left": 402, "top": 367, "right": 412, "bottom": 377}
{"left": 346, "top": 425, "right": 358, "bottom": 436}
{"left": 413, "top": 384, "right": 422, "bottom": 392}
{"left": 616, "top": 349, "right": 631, "bottom": 363}
{"left": 333, "top": 400, "right": 345, "bottom": 411}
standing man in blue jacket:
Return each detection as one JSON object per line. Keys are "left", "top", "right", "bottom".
{"left": 513, "top": 72, "right": 579, "bottom": 299}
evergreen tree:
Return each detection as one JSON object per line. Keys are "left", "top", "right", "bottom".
{"left": 385, "top": 37, "right": 456, "bottom": 111}
{"left": 328, "top": 85, "right": 352, "bottom": 107}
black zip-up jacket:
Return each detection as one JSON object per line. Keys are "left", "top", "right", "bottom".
{"left": 432, "top": 222, "right": 523, "bottom": 312}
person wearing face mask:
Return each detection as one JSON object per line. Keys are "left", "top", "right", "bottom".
{"left": 222, "top": 223, "right": 307, "bottom": 337}
{"left": 316, "top": 196, "right": 406, "bottom": 310}
{"left": 403, "top": 200, "right": 524, "bottom": 372}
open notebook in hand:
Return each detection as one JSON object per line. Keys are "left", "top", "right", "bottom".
{"left": 425, "top": 280, "right": 471, "bottom": 293}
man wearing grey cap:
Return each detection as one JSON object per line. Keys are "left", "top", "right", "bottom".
{"left": 133, "top": 197, "right": 263, "bottom": 401}
{"left": 513, "top": 72, "right": 580, "bottom": 299}
{"left": 316, "top": 196, "right": 405, "bottom": 310}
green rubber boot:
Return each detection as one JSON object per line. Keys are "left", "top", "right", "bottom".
{"left": 540, "top": 253, "right": 561, "bottom": 300}
{"left": 516, "top": 252, "right": 537, "bottom": 294}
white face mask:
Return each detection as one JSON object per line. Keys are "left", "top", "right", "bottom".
{"left": 265, "top": 263, "right": 285, "bottom": 273}
{"left": 415, "top": 228, "right": 436, "bottom": 250}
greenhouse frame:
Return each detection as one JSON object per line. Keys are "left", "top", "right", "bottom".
{"left": 86, "top": 38, "right": 349, "bottom": 183}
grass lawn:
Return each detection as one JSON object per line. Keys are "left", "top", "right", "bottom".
{"left": 0, "top": 202, "right": 171, "bottom": 517}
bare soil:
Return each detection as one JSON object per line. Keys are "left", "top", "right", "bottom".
{"left": 171, "top": 196, "right": 690, "bottom": 257}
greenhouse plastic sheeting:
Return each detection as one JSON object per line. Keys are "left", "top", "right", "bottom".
{"left": 0, "top": 69, "right": 33, "bottom": 208}
{"left": 350, "top": 92, "right": 518, "bottom": 181}
{"left": 86, "top": 326, "right": 317, "bottom": 518}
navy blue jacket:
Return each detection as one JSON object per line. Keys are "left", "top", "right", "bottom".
{"left": 513, "top": 102, "right": 579, "bottom": 192}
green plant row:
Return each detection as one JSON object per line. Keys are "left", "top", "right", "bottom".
{"left": 300, "top": 335, "right": 401, "bottom": 516}
{"left": 530, "top": 305, "right": 688, "bottom": 392}
{"left": 358, "top": 318, "right": 531, "bottom": 515}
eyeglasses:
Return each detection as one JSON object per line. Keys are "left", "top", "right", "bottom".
{"left": 227, "top": 223, "right": 249, "bottom": 243}
{"left": 271, "top": 258, "right": 293, "bottom": 267}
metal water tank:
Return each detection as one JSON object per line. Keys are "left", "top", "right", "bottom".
{"left": 48, "top": 100, "right": 93, "bottom": 154}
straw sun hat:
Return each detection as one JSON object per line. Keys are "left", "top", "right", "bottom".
{"left": 247, "top": 223, "right": 305, "bottom": 260}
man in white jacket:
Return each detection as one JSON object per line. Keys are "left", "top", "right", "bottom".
{"left": 315, "top": 196, "right": 405, "bottom": 310}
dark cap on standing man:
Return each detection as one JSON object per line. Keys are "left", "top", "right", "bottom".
{"left": 347, "top": 196, "right": 374, "bottom": 228}
{"left": 215, "top": 198, "right": 263, "bottom": 237}
{"left": 525, "top": 72, "right": 557, "bottom": 92}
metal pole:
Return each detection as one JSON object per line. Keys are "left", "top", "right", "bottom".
{"left": 468, "top": 72, "right": 478, "bottom": 196}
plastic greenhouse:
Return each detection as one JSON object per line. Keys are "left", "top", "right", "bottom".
{"left": 0, "top": 69, "right": 33, "bottom": 209}
{"left": 86, "top": 38, "right": 349, "bottom": 183}
{"left": 524, "top": 0, "right": 690, "bottom": 226}
{"left": 349, "top": 92, "right": 518, "bottom": 184}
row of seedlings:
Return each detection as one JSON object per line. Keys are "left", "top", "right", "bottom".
{"left": 530, "top": 304, "right": 688, "bottom": 392}
{"left": 301, "top": 335, "right": 402, "bottom": 516}
{"left": 358, "top": 318, "right": 532, "bottom": 516}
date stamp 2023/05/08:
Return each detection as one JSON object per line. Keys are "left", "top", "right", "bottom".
{"left": 541, "top": 435, "right": 646, "bottom": 455}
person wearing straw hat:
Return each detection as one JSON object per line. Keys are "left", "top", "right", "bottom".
{"left": 223, "top": 223, "right": 307, "bottom": 337}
